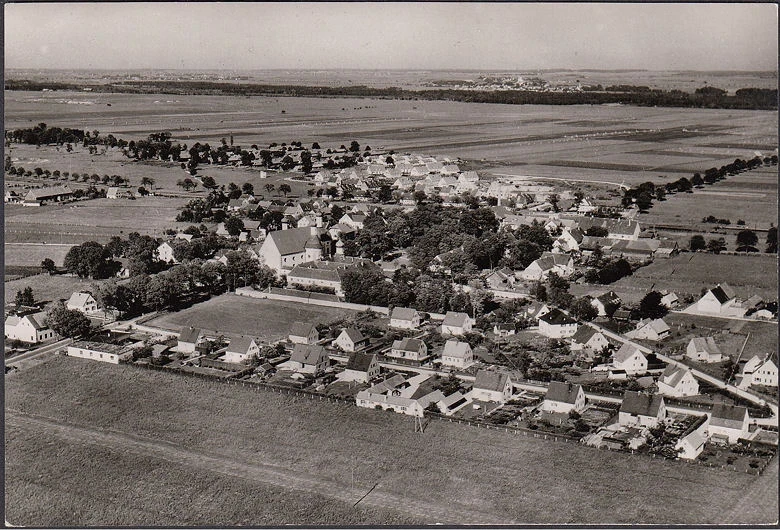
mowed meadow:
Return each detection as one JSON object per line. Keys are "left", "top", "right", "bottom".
{"left": 5, "top": 355, "right": 777, "bottom": 526}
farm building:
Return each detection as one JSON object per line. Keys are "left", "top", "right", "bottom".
{"left": 538, "top": 308, "right": 578, "bottom": 338}
{"left": 107, "top": 187, "right": 133, "bottom": 199}
{"left": 66, "top": 292, "right": 99, "bottom": 314}
{"left": 437, "top": 391, "right": 472, "bottom": 416}
{"left": 696, "top": 284, "right": 738, "bottom": 316}
{"left": 4, "top": 312, "right": 55, "bottom": 344}
{"left": 389, "top": 307, "right": 421, "bottom": 330}
{"left": 441, "top": 311, "right": 474, "bottom": 336}
{"left": 340, "top": 352, "right": 380, "bottom": 384}
{"left": 471, "top": 370, "right": 513, "bottom": 403}
{"left": 289, "top": 322, "right": 320, "bottom": 345}
{"left": 23, "top": 186, "right": 74, "bottom": 206}
{"left": 286, "top": 262, "right": 346, "bottom": 296}
{"left": 619, "top": 391, "right": 666, "bottom": 428}
{"left": 541, "top": 382, "right": 586, "bottom": 414}
{"left": 708, "top": 404, "right": 750, "bottom": 444}
{"left": 440, "top": 340, "right": 474, "bottom": 369}
{"left": 660, "top": 292, "right": 679, "bottom": 309}
{"left": 656, "top": 365, "right": 699, "bottom": 397}
{"left": 333, "top": 328, "right": 369, "bottom": 353}
{"left": 67, "top": 340, "right": 134, "bottom": 364}
{"left": 685, "top": 337, "right": 724, "bottom": 363}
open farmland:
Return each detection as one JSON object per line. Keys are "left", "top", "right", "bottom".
{"left": 4, "top": 273, "right": 103, "bottom": 305}
{"left": 144, "top": 294, "right": 356, "bottom": 341}
{"left": 610, "top": 252, "right": 778, "bottom": 301}
{"left": 4, "top": 355, "right": 776, "bottom": 525}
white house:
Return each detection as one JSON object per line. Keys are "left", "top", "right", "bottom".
{"left": 441, "top": 311, "right": 474, "bottom": 336}
{"left": 656, "top": 365, "right": 699, "bottom": 397}
{"left": 66, "top": 340, "right": 133, "bottom": 364}
{"left": 626, "top": 318, "right": 670, "bottom": 341}
{"left": 696, "top": 284, "right": 737, "bottom": 315}
{"left": 340, "top": 352, "right": 380, "bottom": 384}
{"left": 660, "top": 292, "right": 679, "bottom": 309}
{"left": 675, "top": 418, "right": 708, "bottom": 460}
{"left": 223, "top": 336, "right": 260, "bottom": 364}
{"left": 440, "top": 340, "right": 474, "bottom": 369}
{"left": 355, "top": 375, "right": 444, "bottom": 418}
{"left": 708, "top": 404, "right": 749, "bottom": 444}
{"left": 590, "top": 291, "right": 621, "bottom": 317}
{"left": 619, "top": 391, "right": 666, "bottom": 428}
{"left": 333, "top": 328, "right": 369, "bottom": 353}
{"left": 569, "top": 326, "right": 610, "bottom": 354}
{"left": 289, "top": 322, "right": 320, "bottom": 345}
{"left": 738, "top": 355, "right": 778, "bottom": 388}
{"left": 66, "top": 292, "right": 99, "bottom": 314}
{"left": 288, "top": 344, "right": 329, "bottom": 376}
{"left": 177, "top": 326, "right": 202, "bottom": 354}
{"left": 389, "top": 338, "right": 428, "bottom": 361}
{"left": 519, "top": 254, "right": 575, "bottom": 281}
{"left": 339, "top": 213, "right": 367, "bottom": 230}
{"left": 156, "top": 241, "right": 177, "bottom": 264}
{"left": 4, "top": 312, "right": 55, "bottom": 344}
{"left": 612, "top": 343, "right": 648, "bottom": 375}
{"left": 437, "top": 391, "right": 472, "bottom": 416}
{"left": 471, "top": 370, "right": 513, "bottom": 403}
{"left": 541, "top": 382, "right": 586, "bottom": 414}
{"left": 685, "top": 337, "right": 724, "bottom": 363}
{"left": 538, "top": 309, "right": 578, "bottom": 339}
{"left": 389, "top": 307, "right": 421, "bottom": 330}
{"left": 286, "top": 262, "right": 345, "bottom": 296}
{"left": 258, "top": 227, "right": 326, "bottom": 272}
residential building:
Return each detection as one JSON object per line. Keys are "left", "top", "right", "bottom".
{"left": 4, "top": 312, "right": 55, "bottom": 344}
{"left": 286, "top": 261, "right": 346, "bottom": 296}
{"left": 738, "top": 355, "right": 778, "bottom": 388}
{"left": 541, "top": 382, "right": 586, "bottom": 414}
{"left": 289, "top": 344, "right": 329, "bottom": 375}
{"left": 440, "top": 340, "right": 474, "bottom": 369}
{"left": 389, "top": 338, "right": 428, "bottom": 361}
{"left": 656, "top": 365, "right": 699, "bottom": 397}
{"left": 156, "top": 242, "right": 177, "bottom": 264}
{"left": 519, "top": 253, "right": 575, "bottom": 281}
{"left": 569, "top": 326, "right": 609, "bottom": 354}
{"left": 538, "top": 308, "right": 578, "bottom": 338}
{"left": 675, "top": 416, "right": 709, "bottom": 460}
{"left": 612, "top": 343, "right": 648, "bottom": 375}
{"left": 289, "top": 322, "right": 319, "bottom": 344}
{"left": 471, "top": 370, "right": 513, "bottom": 403}
{"left": 685, "top": 337, "right": 724, "bottom": 363}
{"left": 696, "top": 284, "right": 737, "bottom": 315}
{"left": 441, "top": 311, "right": 474, "bottom": 336}
{"left": 590, "top": 291, "right": 622, "bottom": 317}
{"left": 340, "top": 352, "right": 380, "bottom": 384}
{"left": 177, "top": 326, "right": 202, "bottom": 354}
{"left": 437, "top": 391, "right": 472, "bottom": 415}
{"left": 67, "top": 340, "right": 133, "bottom": 364}
{"left": 224, "top": 336, "right": 260, "bottom": 364}
{"left": 493, "top": 323, "right": 516, "bottom": 337}
{"left": 708, "top": 404, "right": 750, "bottom": 444}
{"left": 333, "top": 328, "right": 369, "bottom": 353}
{"left": 389, "top": 307, "right": 421, "bottom": 330}
{"left": 66, "top": 292, "right": 99, "bottom": 314}
{"left": 355, "top": 375, "right": 444, "bottom": 418}
{"left": 619, "top": 391, "right": 666, "bottom": 428}
{"left": 626, "top": 318, "right": 670, "bottom": 341}
{"left": 660, "top": 292, "right": 679, "bottom": 309}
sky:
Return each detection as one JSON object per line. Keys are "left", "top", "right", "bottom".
{"left": 4, "top": 2, "right": 778, "bottom": 71}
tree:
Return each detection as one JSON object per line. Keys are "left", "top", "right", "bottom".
{"left": 548, "top": 193, "right": 560, "bottom": 212}
{"left": 736, "top": 230, "right": 758, "bottom": 251}
{"left": 224, "top": 216, "right": 245, "bottom": 236}
{"left": 300, "top": 150, "right": 313, "bottom": 173}
{"left": 137, "top": 187, "right": 149, "bottom": 196}
{"left": 141, "top": 176, "right": 155, "bottom": 189}
{"left": 64, "top": 241, "right": 118, "bottom": 279}
{"left": 311, "top": 142, "right": 321, "bottom": 150}
{"left": 635, "top": 191, "right": 653, "bottom": 211}
{"left": 242, "top": 182, "right": 254, "bottom": 196}
{"left": 264, "top": 183, "right": 275, "bottom": 195}
{"left": 689, "top": 235, "right": 706, "bottom": 251}
{"left": 377, "top": 184, "right": 393, "bottom": 203}
{"left": 767, "top": 226, "right": 778, "bottom": 254}
{"left": 707, "top": 238, "right": 727, "bottom": 254}
{"left": 655, "top": 188, "right": 666, "bottom": 201}
{"left": 349, "top": 140, "right": 360, "bottom": 153}
{"left": 414, "top": 190, "right": 427, "bottom": 204}
{"left": 692, "top": 173, "right": 704, "bottom": 187}
{"left": 201, "top": 176, "right": 217, "bottom": 189}
{"left": 638, "top": 291, "right": 668, "bottom": 319}
{"left": 47, "top": 302, "right": 92, "bottom": 338}
{"left": 14, "top": 287, "right": 35, "bottom": 307}
{"left": 177, "top": 178, "right": 197, "bottom": 191}
{"left": 40, "top": 258, "right": 56, "bottom": 274}
{"left": 279, "top": 183, "right": 292, "bottom": 197}
{"left": 570, "top": 297, "right": 598, "bottom": 321}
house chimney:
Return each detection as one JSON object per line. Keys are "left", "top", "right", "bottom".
{"left": 310, "top": 226, "right": 318, "bottom": 237}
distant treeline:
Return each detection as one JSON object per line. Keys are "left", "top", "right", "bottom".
{"left": 5, "top": 79, "right": 778, "bottom": 110}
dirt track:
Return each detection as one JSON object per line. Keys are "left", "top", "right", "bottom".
{"left": 5, "top": 409, "right": 514, "bottom": 525}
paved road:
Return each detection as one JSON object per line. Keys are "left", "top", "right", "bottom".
{"left": 5, "top": 409, "right": 514, "bottom": 525}
{"left": 6, "top": 338, "right": 72, "bottom": 369}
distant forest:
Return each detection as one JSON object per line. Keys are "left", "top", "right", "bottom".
{"left": 5, "top": 79, "right": 778, "bottom": 110}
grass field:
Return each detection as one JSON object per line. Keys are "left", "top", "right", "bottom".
{"left": 4, "top": 273, "right": 103, "bottom": 305}
{"left": 611, "top": 252, "right": 778, "bottom": 301}
{"left": 144, "top": 294, "right": 356, "bottom": 341}
{"left": 4, "top": 355, "right": 776, "bottom": 525}
{"left": 4, "top": 243, "right": 73, "bottom": 267}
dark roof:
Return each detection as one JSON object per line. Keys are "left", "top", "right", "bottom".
{"left": 392, "top": 337, "right": 424, "bottom": 352}
{"left": 290, "top": 344, "right": 327, "bottom": 365}
{"left": 539, "top": 308, "right": 577, "bottom": 326}
{"left": 179, "top": 326, "right": 201, "bottom": 344}
{"left": 288, "top": 265, "right": 342, "bottom": 283}
{"left": 443, "top": 311, "right": 471, "bottom": 327}
{"left": 473, "top": 370, "right": 511, "bottom": 392}
{"left": 620, "top": 391, "right": 664, "bottom": 417}
{"left": 710, "top": 284, "right": 736, "bottom": 304}
{"left": 545, "top": 381, "right": 583, "bottom": 404}
{"left": 345, "top": 352, "right": 376, "bottom": 372}
{"left": 710, "top": 403, "right": 748, "bottom": 423}
{"left": 267, "top": 227, "right": 322, "bottom": 256}
{"left": 597, "top": 291, "right": 621, "bottom": 306}
{"left": 571, "top": 326, "right": 600, "bottom": 344}
{"left": 339, "top": 327, "right": 366, "bottom": 343}
{"left": 227, "top": 336, "right": 256, "bottom": 355}
{"left": 390, "top": 307, "right": 418, "bottom": 321}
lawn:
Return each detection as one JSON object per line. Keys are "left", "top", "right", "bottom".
{"left": 4, "top": 273, "right": 104, "bottom": 305}
{"left": 144, "top": 294, "right": 356, "bottom": 342}
{"left": 4, "top": 355, "right": 776, "bottom": 525}
{"left": 4, "top": 243, "right": 73, "bottom": 267}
